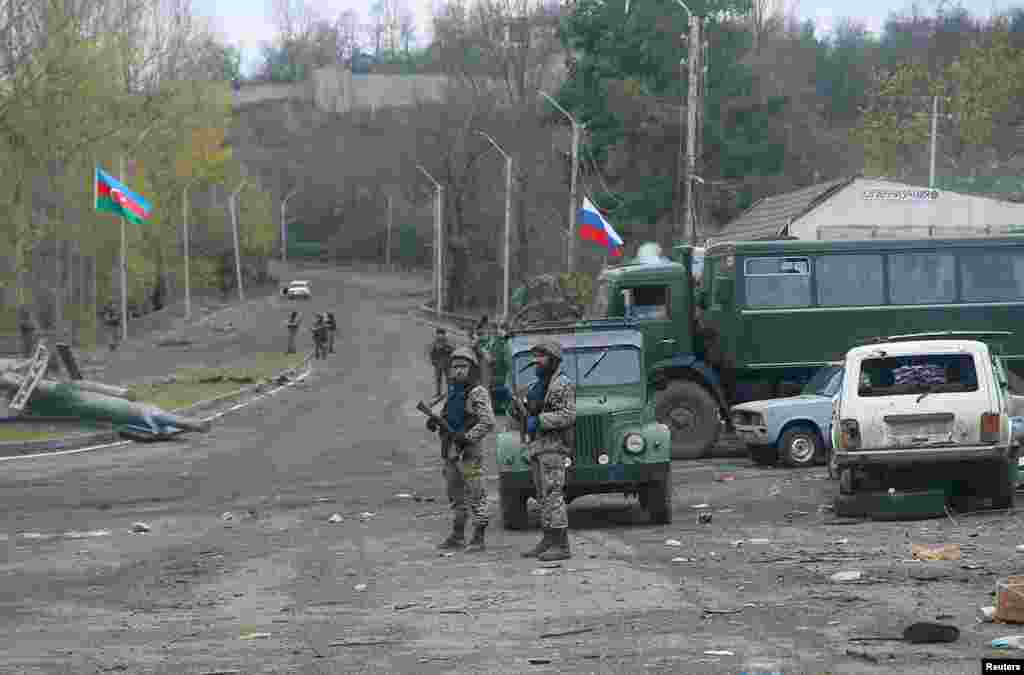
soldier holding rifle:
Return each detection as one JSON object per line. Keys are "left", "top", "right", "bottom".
{"left": 418, "top": 347, "right": 496, "bottom": 553}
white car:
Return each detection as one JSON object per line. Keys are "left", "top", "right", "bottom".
{"left": 831, "top": 331, "right": 1019, "bottom": 509}
{"left": 284, "top": 280, "right": 312, "bottom": 300}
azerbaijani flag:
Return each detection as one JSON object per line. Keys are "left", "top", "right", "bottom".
{"left": 577, "top": 196, "right": 624, "bottom": 257}
{"left": 95, "top": 166, "right": 152, "bottom": 225}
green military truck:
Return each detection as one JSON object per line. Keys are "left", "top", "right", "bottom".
{"left": 588, "top": 237, "right": 1024, "bottom": 460}
{"left": 496, "top": 320, "right": 673, "bottom": 529}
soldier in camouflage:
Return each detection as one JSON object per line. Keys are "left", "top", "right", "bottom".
{"left": 509, "top": 339, "right": 577, "bottom": 561}
{"left": 428, "top": 346, "right": 496, "bottom": 553}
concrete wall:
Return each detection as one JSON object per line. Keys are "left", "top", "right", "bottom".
{"left": 790, "top": 178, "right": 1024, "bottom": 240}
{"left": 312, "top": 66, "right": 449, "bottom": 114}
{"left": 233, "top": 81, "right": 312, "bottom": 108}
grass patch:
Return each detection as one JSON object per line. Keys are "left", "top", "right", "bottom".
{"left": 128, "top": 351, "right": 307, "bottom": 411}
{"left": 0, "top": 427, "right": 70, "bottom": 443}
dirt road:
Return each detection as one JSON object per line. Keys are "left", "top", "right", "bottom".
{"left": 0, "top": 264, "right": 1017, "bottom": 674}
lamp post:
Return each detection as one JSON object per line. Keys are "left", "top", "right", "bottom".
{"left": 228, "top": 179, "right": 250, "bottom": 304}
{"left": 118, "top": 123, "right": 159, "bottom": 342}
{"left": 417, "top": 164, "right": 443, "bottom": 318}
{"left": 281, "top": 187, "right": 298, "bottom": 263}
{"left": 540, "top": 90, "right": 581, "bottom": 275}
{"left": 181, "top": 177, "right": 201, "bottom": 320}
{"left": 474, "top": 130, "right": 513, "bottom": 323}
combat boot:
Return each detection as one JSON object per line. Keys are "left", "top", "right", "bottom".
{"left": 464, "top": 525, "right": 486, "bottom": 553}
{"left": 437, "top": 518, "right": 466, "bottom": 550}
{"left": 537, "top": 528, "right": 571, "bottom": 561}
{"left": 521, "top": 529, "right": 555, "bottom": 558}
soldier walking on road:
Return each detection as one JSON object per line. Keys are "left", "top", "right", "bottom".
{"left": 428, "top": 347, "right": 495, "bottom": 553}
{"left": 428, "top": 328, "right": 454, "bottom": 398}
{"left": 326, "top": 312, "right": 337, "bottom": 353}
{"left": 286, "top": 311, "right": 302, "bottom": 354}
{"left": 509, "top": 340, "right": 577, "bottom": 561}
{"left": 312, "top": 313, "right": 328, "bottom": 359}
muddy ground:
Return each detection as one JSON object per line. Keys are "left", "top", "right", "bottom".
{"left": 0, "top": 263, "right": 1020, "bottom": 675}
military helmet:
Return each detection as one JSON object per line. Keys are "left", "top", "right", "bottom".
{"left": 532, "top": 339, "right": 562, "bottom": 361}
{"left": 450, "top": 346, "right": 479, "bottom": 368}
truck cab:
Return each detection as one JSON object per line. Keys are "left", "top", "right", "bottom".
{"left": 496, "top": 320, "right": 673, "bottom": 529}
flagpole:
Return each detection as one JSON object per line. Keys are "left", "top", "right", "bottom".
{"left": 119, "top": 155, "right": 128, "bottom": 344}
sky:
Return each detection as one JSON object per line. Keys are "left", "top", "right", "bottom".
{"left": 193, "top": 0, "right": 1017, "bottom": 75}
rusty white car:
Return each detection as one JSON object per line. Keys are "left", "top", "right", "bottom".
{"left": 831, "top": 332, "right": 1019, "bottom": 509}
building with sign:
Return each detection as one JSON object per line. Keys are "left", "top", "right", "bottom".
{"left": 708, "top": 176, "right": 1024, "bottom": 244}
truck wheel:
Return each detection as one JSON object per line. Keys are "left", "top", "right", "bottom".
{"left": 778, "top": 425, "right": 823, "bottom": 468}
{"left": 500, "top": 488, "right": 529, "bottom": 530}
{"left": 655, "top": 380, "right": 720, "bottom": 459}
{"left": 644, "top": 466, "right": 673, "bottom": 524}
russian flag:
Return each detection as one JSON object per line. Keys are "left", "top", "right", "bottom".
{"left": 577, "top": 196, "right": 624, "bottom": 257}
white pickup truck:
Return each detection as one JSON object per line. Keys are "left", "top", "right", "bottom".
{"left": 831, "top": 332, "right": 1022, "bottom": 510}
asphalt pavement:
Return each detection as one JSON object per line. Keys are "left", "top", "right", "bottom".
{"left": 0, "top": 264, "right": 1017, "bottom": 674}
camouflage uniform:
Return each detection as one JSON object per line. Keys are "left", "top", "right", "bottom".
{"left": 431, "top": 347, "right": 496, "bottom": 552}
{"left": 286, "top": 311, "right": 302, "bottom": 354}
{"left": 325, "top": 312, "right": 337, "bottom": 353}
{"left": 509, "top": 339, "right": 576, "bottom": 560}
{"left": 312, "top": 314, "right": 328, "bottom": 359}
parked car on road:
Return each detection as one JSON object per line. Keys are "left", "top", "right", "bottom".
{"left": 284, "top": 280, "right": 312, "bottom": 300}
{"left": 731, "top": 364, "right": 842, "bottom": 467}
{"left": 831, "top": 331, "right": 1019, "bottom": 512}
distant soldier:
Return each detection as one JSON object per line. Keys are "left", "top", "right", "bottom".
{"left": 312, "top": 313, "right": 328, "bottom": 359}
{"left": 427, "top": 346, "right": 496, "bottom": 552}
{"left": 472, "top": 315, "right": 493, "bottom": 390}
{"left": 428, "top": 327, "right": 454, "bottom": 398}
{"left": 286, "top": 310, "right": 302, "bottom": 354}
{"left": 326, "top": 312, "right": 338, "bottom": 354}
{"left": 100, "top": 304, "right": 119, "bottom": 351}
{"left": 508, "top": 340, "right": 577, "bottom": 561}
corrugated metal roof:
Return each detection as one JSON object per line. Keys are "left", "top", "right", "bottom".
{"left": 709, "top": 177, "right": 855, "bottom": 244}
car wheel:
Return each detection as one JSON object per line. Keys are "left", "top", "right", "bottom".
{"left": 839, "top": 467, "right": 856, "bottom": 495}
{"left": 778, "top": 425, "right": 823, "bottom": 468}
{"left": 654, "top": 380, "right": 720, "bottom": 460}
{"left": 644, "top": 466, "right": 673, "bottom": 524}
{"left": 500, "top": 487, "right": 528, "bottom": 530}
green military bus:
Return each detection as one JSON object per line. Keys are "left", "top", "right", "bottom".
{"left": 589, "top": 236, "right": 1024, "bottom": 460}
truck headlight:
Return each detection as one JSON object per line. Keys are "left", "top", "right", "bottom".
{"left": 623, "top": 433, "right": 645, "bottom": 454}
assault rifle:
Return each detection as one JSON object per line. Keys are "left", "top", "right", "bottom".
{"left": 415, "top": 395, "right": 477, "bottom": 460}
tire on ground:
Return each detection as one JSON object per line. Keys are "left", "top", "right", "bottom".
{"left": 654, "top": 380, "right": 720, "bottom": 460}
{"left": 778, "top": 425, "right": 823, "bottom": 468}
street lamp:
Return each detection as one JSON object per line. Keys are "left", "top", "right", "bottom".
{"left": 540, "top": 90, "right": 582, "bottom": 275}
{"left": 118, "top": 122, "right": 160, "bottom": 342}
{"left": 228, "top": 178, "right": 251, "bottom": 304}
{"left": 181, "top": 177, "right": 201, "bottom": 320}
{"left": 474, "top": 130, "right": 513, "bottom": 323}
{"left": 281, "top": 187, "right": 298, "bottom": 263}
{"left": 417, "top": 164, "right": 444, "bottom": 318}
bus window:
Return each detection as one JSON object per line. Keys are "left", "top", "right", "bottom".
{"left": 744, "top": 256, "right": 811, "bottom": 308}
{"left": 960, "top": 251, "right": 1024, "bottom": 302}
{"left": 816, "top": 254, "right": 884, "bottom": 306}
{"left": 889, "top": 253, "right": 956, "bottom": 304}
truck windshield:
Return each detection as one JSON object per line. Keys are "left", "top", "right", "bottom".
{"left": 858, "top": 353, "right": 979, "bottom": 397}
{"left": 512, "top": 346, "right": 641, "bottom": 389}
{"left": 801, "top": 366, "right": 843, "bottom": 397}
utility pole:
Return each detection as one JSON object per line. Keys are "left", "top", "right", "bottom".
{"left": 229, "top": 179, "right": 249, "bottom": 304}
{"left": 119, "top": 154, "right": 128, "bottom": 343}
{"left": 540, "top": 91, "right": 582, "bottom": 275}
{"left": 929, "top": 95, "right": 939, "bottom": 189}
{"left": 385, "top": 194, "right": 393, "bottom": 270}
{"left": 281, "top": 188, "right": 298, "bottom": 263}
{"left": 475, "top": 130, "right": 514, "bottom": 322}
{"left": 418, "top": 165, "right": 443, "bottom": 318}
{"left": 684, "top": 14, "right": 701, "bottom": 245}
{"left": 182, "top": 179, "right": 199, "bottom": 321}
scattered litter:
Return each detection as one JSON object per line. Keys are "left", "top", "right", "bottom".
{"left": 1016, "top": 544, "right": 1024, "bottom": 553}
{"left": 664, "top": 539, "right": 682, "bottom": 547}
{"left": 531, "top": 569, "right": 556, "bottom": 576}
{"left": 784, "top": 510, "right": 809, "bottom": 519}
{"left": 819, "top": 504, "right": 834, "bottom": 512}
{"left": 221, "top": 512, "right": 235, "bottom": 521}
{"left": 732, "top": 540, "right": 744, "bottom": 548}
{"left": 394, "top": 603, "right": 418, "bottom": 611}
{"left": 702, "top": 607, "right": 744, "bottom": 615}
{"left": 540, "top": 627, "right": 594, "bottom": 639}
{"left": 239, "top": 632, "right": 272, "bottom": 640}
{"left": 328, "top": 513, "right": 344, "bottom": 524}
{"left": 354, "top": 584, "right": 368, "bottom": 591}
{"left": 671, "top": 557, "right": 692, "bottom": 563}
{"left": 329, "top": 639, "right": 400, "bottom": 648}
{"left": 992, "top": 636, "right": 1024, "bottom": 650}
{"left": 768, "top": 485, "right": 781, "bottom": 497}
{"left": 527, "top": 658, "right": 552, "bottom": 665}
{"left": 131, "top": 522, "right": 151, "bottom": 533}
{"left": 980, "top": 606, "right": 996, "bottom": 623}
{"left": 830, "top": 571, "right": 863, "bottom": 583}
{"left": 395, "top": 493, "right": 414, "bottom": 499}
{"left": 704, "top": 650, "right": 735, "bottom": 656}
{"left": 962, "top": 563, "right": 983, "bottom": 570}
{"left": 691, "top": 503, "right": 710, "bottom": 509}
{"left": 748, "top": 538, "right": 771, "bottom": 545}
{"left": 834, "top": 538, "right": 849, "bottom": 545}
{"left": 911, "top": 543, "right": 961, "bottom": 561}
{"left": 717, "top": 508, "right": 735, "bottom": 513}
{"left": 315, "top": 497, "right": 332, "bottom": 503}
{"left": 440, "top": 552, "right": 455, "bottom": 558}
{"left": 67, "top": 530, "right": 112, "bottom": 539}
{"left": 697, "top": 512, "right": 713, "bottom": 524}
{"left": 716, "top": 474, "right": 736, "bottom": 482}
{"left": 359, "top": 512, "right": 375, "bottom": 520}
{"left": 538, "top": 562, "right": 562, "bottom": 569}
{"left": 828, "top": 620, "right": 841, "bottom": 625}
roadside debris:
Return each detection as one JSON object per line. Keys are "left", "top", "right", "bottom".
{"left": 329, "top": 639, "right": 400, "bottom": 648}
{"left": 716, "top": 474, "right": 735, "bottom": 482}
{"left": 991, "top": 635, "right": 1024, "bottom": 650}
{"left": 996, "top": 576, "right": 1024, "bottom": 623}
{"left": 1016, "top": 544, "right": 1024, "bottom": 553}
{"left": 527, "top": 658, "right": 552, "bottom": 664}
{"left": 395, "top": 493, "right": 414, "bottom": 499}
{"left": 221, "top": 512, "right": 235, "bottom": 522}
{"left": 691, "top": 503, "right": 710, "bottom": 509}
{"left": 671, "top": 557, "right": 693, "bottom": 563}
{"left": 354, "top": 584, "right": 368, "bottom": 591}
{"left": 697, "top": 512, "right": 713, "bottom": 524}
{"left": 359, "top": 512, "right": 375, "bottom": 520}
{"left": 912, "top": 543, "right": 961, "bottom": 561}
{"left": 704, "top": 650, "right": 735, "bottom": 656}
{"left": 540, "top": 627, "right": 594, "bottom": 639}
{"left": 130, "top": 522, "right": 151, "bottom": 533}
{"left": 980, "top": 606, "right": 996, "bottom": 623}
{"left": 830, "top": 571, "right": 863, "bottom": 583}
{"left": 664, "top": 539, "right": 682, "bottom": 547}
{"left": 328, "top": 513, "right": 344, "bottom": 524}
{"left": 239, "top": 631, "right": 272, "bottom": 640}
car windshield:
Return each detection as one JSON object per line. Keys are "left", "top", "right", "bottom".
{"left": 858, "top": 352, "right": 979, "bottom": 397}
{"left": 511, "top": 346, "right": 642, "bottom": 390}
{"left": 802, "top": 366, "right": 842, "bottom": 397}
